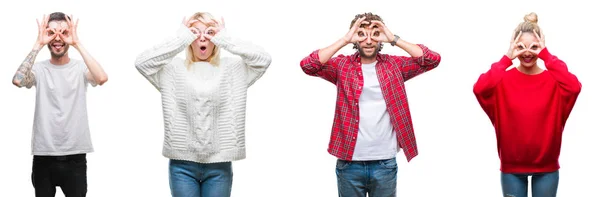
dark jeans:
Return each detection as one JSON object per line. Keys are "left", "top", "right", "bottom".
{"left": 31, "top": 154, "right": 87, "bottom": 197}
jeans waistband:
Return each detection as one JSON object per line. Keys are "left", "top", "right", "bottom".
{"left": 34, "top": 153, "right": 86, "bottom": 161}
{"left": 338, "top": 157, "right": 396, "bottom": 163}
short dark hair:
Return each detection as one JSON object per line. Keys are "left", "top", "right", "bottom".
{"left": 48, "top": 12, "right": 70, "bottom": 23}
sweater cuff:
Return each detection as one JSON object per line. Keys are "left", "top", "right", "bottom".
{"left": 499, "top": 55, "right": 513, "bottom": 68}
{"left": 537, "top": 47, "right": 551, "bottom": 61}
{"left": 209, "top": 29, "right": 230, "bottom": 47}
{"left": 177, "top": 24, "right": 198, "bottom": 46}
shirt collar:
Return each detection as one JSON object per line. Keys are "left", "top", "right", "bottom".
{"left": 350, "top": 51, "right": 387, "bottom": 65}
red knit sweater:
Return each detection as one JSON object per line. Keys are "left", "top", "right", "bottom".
{"left": 473, "top": 48, "right": 581, "bottom": 173}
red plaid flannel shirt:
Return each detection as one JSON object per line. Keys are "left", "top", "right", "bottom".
{"left": 300, "top": 44, "right": 441, "bottom": 162}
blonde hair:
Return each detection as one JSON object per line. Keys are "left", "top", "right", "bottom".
{"left": 514, "top": 12, "right": 541, "bottom": 39}
{"left": 185, "top": 12, "right": 221, "bottom": 69}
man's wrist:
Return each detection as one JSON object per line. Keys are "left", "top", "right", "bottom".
{"left": 340, "top": 38, "right": 350, "bottom": 45}
{"left": 73, "top": 42, "right": 83, "bottom": 50}
{"left": 390, "top": 35, "right": 400, "bottom": 46}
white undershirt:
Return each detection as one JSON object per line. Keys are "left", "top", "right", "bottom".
{"left": 352, "top": 61, "right": 398, "bottom": 161}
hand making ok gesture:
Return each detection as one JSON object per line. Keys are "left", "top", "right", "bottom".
{"left": 506, "top": 30, "right": 527, "bottom": 60}
{"left": 58, "top": 15, "right": 81, "bottom": 47}
{"left": 34, "top": 15, "right": 58, "bottom": 50}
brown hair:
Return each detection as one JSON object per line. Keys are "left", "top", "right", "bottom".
{"left": 513, "top": 12, "right": 541, "bottom": 40}
{"left": 349, "top": 12, "right": 384, "bottom": 29}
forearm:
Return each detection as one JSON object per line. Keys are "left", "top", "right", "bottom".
{"left": 299, "top": 38, "right": 348, "bottom": 84}
{"left": 75, "top": 43, "right": 108, "bottom": 85}
{"left": 135, "top": 25, "right": 196, "bottom": 88}
{"left": 318, "top": 38, "right": 348, "bottom": 64}
{"left": 12, "top": 48, "right": 40, "bottom": 88}
{"left": 210, "top": 29, "right": 272, "bottom": 69}
{"left": 394, "top": 38, "right": 424, "bottom": 57}
{"left": 209, "top": 30, "right": 272, "bottom": 86}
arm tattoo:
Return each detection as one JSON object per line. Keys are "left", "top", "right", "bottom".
{"left": 13, "top": 49, "right": 40, "bottom": 88}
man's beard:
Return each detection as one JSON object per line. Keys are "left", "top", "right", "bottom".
{"left": 358, "top": 43, "right": 381, "bottom": 59}
{"left": 48, "top": 44, "right": 69, "bottom": 58}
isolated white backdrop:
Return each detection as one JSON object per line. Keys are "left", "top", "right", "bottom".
{"left": 1, "top": 0, "right": 598, "bottom": 196}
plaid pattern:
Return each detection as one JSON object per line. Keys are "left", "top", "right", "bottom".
{"left": 300, "top": 44, "right": 441, "bottom": 162}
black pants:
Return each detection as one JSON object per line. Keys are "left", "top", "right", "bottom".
{"left": 31, "top": 154, "right": 87, "bottom": 197}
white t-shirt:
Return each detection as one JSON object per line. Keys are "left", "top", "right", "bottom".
{"left": 31, "top": 59, "right": 95, "bottom": 156}
{"left": 352, "top": 61, "right": 398, "bottom": 161}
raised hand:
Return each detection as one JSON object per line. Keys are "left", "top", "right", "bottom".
{"left": 35, "top": 15, "right": 58, "bottom": 49}
{"left": 183, "top": 16, "right": 202, "bottom": 38}
{"left": 202, "top": 17, "right": 225, "bottom": 40}
{"left": 343, "top": 16, "right": 369, "bottom": 44}
{"left": 506, "top": 31, "right": 527, "bottom": 60}
{"left": 58, "top": 15, "right": 80, "bottom": 47}
{"left": 528, "top": 29, "right": 546, "bottom": 55}
{"left": 368, "top": 20, "right": 395, "bottom": 43}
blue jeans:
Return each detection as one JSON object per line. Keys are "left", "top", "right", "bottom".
{"left": 169, "top": 159, "right": 233, "bottom": 197}
{"left": 335, "top": 158, "right": 398, "bottom": 197}
{"left": 501, "top": 170, "right": 559, "bottom": 197}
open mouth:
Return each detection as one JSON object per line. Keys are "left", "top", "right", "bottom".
{"left": 522, "top": 57, "right": 534, "bottom": 63}
{"left": 200, "top": 46, "right": 207, "bottom": 52}
{"left": 52, "top": 42, "right": 65, "bottom": 50}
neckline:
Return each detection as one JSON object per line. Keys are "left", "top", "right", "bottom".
{"left": 46, "top": 59, "right": 75, "bottom": 69}
{"left": 510, "top": 68, "right": 547, "bottom": 78}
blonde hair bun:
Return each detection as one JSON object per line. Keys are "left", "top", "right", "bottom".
{"left": 524, "top": 12, "right": 538, "bottom": 24}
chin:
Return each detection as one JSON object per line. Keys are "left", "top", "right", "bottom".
{"left": 50, "top": 52, "right": 66, "bottom": 58}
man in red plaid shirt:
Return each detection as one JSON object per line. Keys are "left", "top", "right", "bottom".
{"left": 300, "top": 12, "right": 441, "bottom": 196}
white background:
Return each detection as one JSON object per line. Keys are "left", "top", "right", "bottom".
{"left": 1, "top": 0, "right": 598, "bottom": 196}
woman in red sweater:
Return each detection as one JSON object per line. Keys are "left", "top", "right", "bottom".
{"left": 473, "top": 12, "right": 581, "bottom": 197}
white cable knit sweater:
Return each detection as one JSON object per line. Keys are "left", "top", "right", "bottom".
{"left": 135, "top": 25, "right": 271, "bottom": 163}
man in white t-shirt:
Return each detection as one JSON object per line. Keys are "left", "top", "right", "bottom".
{"left": 12, "top": 12, "right": 108, "bottom": 197}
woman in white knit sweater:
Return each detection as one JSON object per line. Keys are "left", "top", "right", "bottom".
{"left": 135, "top": 12, "right": 271, "bottom": 196}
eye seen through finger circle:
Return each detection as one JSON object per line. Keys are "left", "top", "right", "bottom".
{"left": 357, "top": 31, "right": 365, "bottom": 37}
{"left": 530, "top": 45, "right": 538, "bottom": 50}
{"left": 372, "top": 31, "right": 380, "bottom": 37}
{"left": 206, "top": 29, "right": 215, "bottom": 36}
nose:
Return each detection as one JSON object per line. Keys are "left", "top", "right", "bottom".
{"left": 199, "top": 33, "right": 207, "bottom": 42}
{"left": 54, "top": 32, "right": 62, "bottom": 41}
{"left": 365, "top": 35, "right": 373, "bottom": 44}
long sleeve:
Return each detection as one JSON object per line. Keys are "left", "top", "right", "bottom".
{"left": 392, "top": 44, "right": 442, "bottom": 82}
{"left": 135, "top": 25, "right": 197, "bottom": 90}
{"left": 473, "top": 55, "right": 513, "bottom": 99}
{"left": 473, "top": 55, "right": 513, "bottom": 122}
{"left": 538, "top": 48, "right": 582, "bottom": 95}
{"left": 537, "top": 48, "right": 582, "bottom": 123}
{"left": 209, "top": 29, "right": 272, "bottom": 87}
{"left": 299, "top": 50, "right": 341, "bottom": 84}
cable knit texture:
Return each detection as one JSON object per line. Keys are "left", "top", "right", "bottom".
{"left": 135, "top": 25, "right": 271, "bottom": 163}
